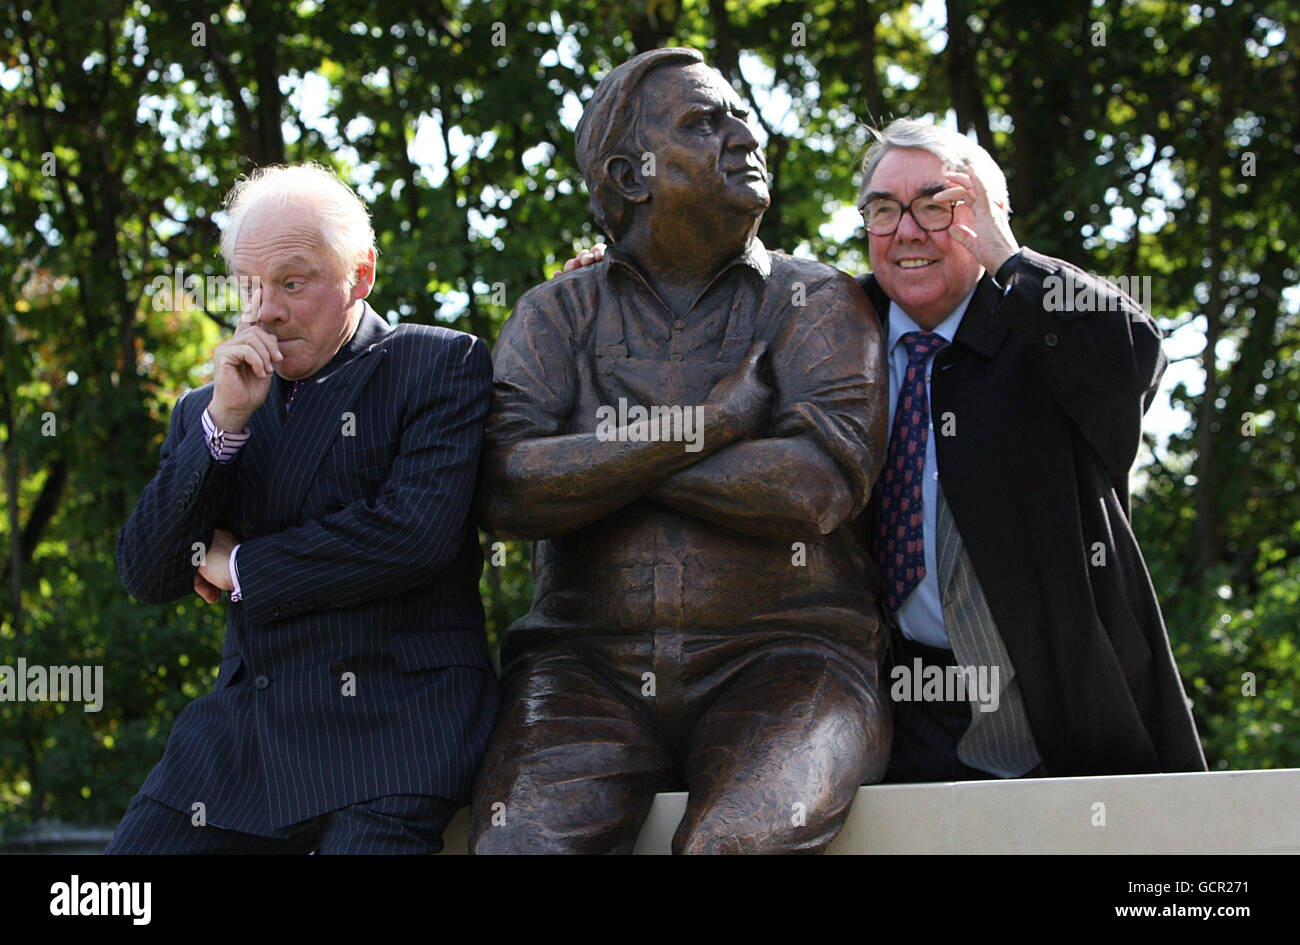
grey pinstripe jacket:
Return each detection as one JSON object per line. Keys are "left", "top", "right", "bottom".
{"left": 117, "top": 305, "right": 499, "bottom": 835}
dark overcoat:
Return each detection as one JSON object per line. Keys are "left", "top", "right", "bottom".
{"left": 855, "top": 248, "right": 1206, "bottom": 776}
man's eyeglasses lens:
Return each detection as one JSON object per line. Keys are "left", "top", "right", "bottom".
{"left": 863, "top": 197, "right": 958, "bottom": 235}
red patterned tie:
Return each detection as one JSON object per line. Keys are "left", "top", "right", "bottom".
{"left": 875, "top": 331, "right": 947, "bottom": 611}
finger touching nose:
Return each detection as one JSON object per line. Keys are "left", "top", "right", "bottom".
{"left": 257, "top": 290, "right": 288, "bottom": 323}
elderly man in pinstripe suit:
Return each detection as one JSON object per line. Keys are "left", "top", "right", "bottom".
{"left": 107, "top": 164, "right": 498, "bottom": 854}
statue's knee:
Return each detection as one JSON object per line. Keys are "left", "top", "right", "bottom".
{"left": 672, "top": 818, "right": 748, "bottom": 855}
{"left": 674, "top": 796, "right": 847, "bottom": 854}
{"left": 469, "top": 799, "right": 643, "bottom": 855}
{"left": 469, "top": 823, "right": 519, "bottom": 855}
{"left": 468, "top": 808, "right": 522, "bottom": 854}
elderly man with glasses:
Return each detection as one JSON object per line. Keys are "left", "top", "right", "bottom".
{"left": 849, "top": 119, "right": 1204, "bottom": 782}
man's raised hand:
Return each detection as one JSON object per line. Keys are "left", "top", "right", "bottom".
{"left": 555, "top": 243, "right": 606, "bottom": 277}
{"left": 935, "top": 164, "right": 1019, "bottom": 275}
{"left": 209, "top": 285, "right": 282, "bottom": 431}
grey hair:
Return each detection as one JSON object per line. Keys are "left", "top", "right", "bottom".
{"left": 219, "top": 162, "right": 377, "bottom": 285}
{"left": 858, "top": 119, "right": 1010, "bottom": 213}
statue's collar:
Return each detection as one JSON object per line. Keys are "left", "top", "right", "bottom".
{"left": 605, "top": 237, "right": 772, "bottom": 289}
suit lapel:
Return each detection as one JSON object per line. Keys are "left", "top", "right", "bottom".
{"left": 262, "top": 304, "right": 394, "bottom": 527}
{"left": 950, "top": 276, "right": 1009, "bottom": 359}
{"left": 859, "top": 271, "right": 1008, "bottom": 360}
{"left": 857, "top": 272, "right": 890, "bottom": 330}
{"left": 237, "top": 373, "right": 284, "bottom": 511}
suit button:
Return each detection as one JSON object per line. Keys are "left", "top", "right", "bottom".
{"left": 174, "top": 500, "right": 187, "bottom": 511}
{"left": 253, "top": 675, "right": 270, "bottom": 690}
{"left": 269, "top": 606, "right": 281, "bottom": 618}
{"left": 1044, "top": 332, "right": 1059, "bottom": 347}
{"left": 331, "top": 661, "right": 348, "bottom": 675}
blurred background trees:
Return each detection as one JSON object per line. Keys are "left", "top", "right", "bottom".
{"left": 1, "top": 0, "right": 1296, "bottom": 828}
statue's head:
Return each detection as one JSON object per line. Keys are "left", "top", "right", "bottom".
{"left": 576, "top": 48, "right": 769, "bottom": 242}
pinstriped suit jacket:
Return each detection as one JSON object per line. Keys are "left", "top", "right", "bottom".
{"left": 116, "top": 304, "right": 499, "bottom": 835}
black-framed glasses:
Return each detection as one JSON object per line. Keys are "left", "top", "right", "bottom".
{"left": 861, "top": 195, "right": 964, "bottom": 236}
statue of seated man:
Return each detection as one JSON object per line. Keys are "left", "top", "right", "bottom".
{"left": 469, "top": 47, "right": 891, "bottom": 854}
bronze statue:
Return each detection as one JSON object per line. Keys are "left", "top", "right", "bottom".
{"left": 469, "top": 47, "right": 891, "bottom": 854}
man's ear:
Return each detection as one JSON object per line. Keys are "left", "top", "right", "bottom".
{"left": 604, "top": 154, "right": 650, "bottom": 206}
{"left": 349, "top": 248, "right": 376, "bottom": 302}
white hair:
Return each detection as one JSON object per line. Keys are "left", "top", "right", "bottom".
{"left": 218, "top": 163, "right": 376, "bottom": 285}
{"left": 858, "top": 119, "right": 1010, "bottom": 213}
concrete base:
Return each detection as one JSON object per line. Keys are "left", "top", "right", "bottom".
{"left": 442, "top": 768, "right": 1300, "bottom": 854}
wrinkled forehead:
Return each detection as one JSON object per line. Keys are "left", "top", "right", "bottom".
{"left": 639, "top": 62, "right": 739, "bottom": 119}
{"left": 858, "top": 147, "right": 949, "bottom": 207}
{"left": 232, "top": 202, "right": 330, "bottom": 273}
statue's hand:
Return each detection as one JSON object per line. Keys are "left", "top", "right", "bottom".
{"left": 705, "top": 340, "right": 771, "bottom": 441}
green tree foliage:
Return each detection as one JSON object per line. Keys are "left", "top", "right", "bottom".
{"left": 0, "top": 0, "right": 1295, "bottom": 827}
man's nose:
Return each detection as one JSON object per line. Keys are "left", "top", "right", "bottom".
{"left": 724, "top": 115, "right": 761, "bottom": 156}
{"left": 895, "top": 205, "right": 929, "bottom": 242}
{"left": 257, "top": 287, "right": 289, "bottom": 323}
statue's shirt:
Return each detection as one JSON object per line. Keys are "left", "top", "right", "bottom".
{"left": 487, "top": 240, "right": 888, "bottom": 653}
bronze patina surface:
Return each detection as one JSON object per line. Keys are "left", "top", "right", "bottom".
{"left": 469, "top": 48, "right": 891, "bottom": 854}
